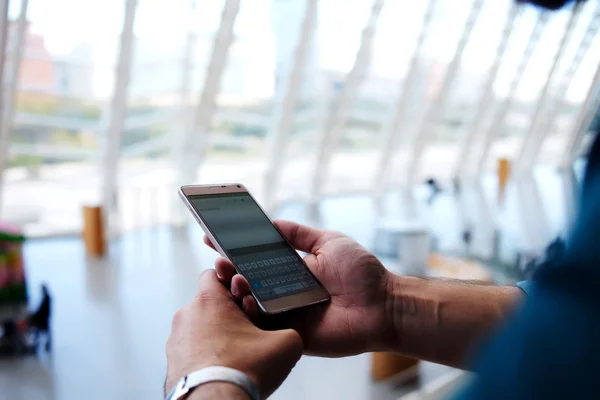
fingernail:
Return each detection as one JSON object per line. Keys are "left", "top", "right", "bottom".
{"left": 216, "top": 272, "right": 222, "bottom": 280}
{"left": 232, "top": 288, "right": 238, "bottom": 297}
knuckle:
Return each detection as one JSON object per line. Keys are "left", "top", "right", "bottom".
{"left": 171, "top": 307, "right": 186, "bottom": 330}
{"left": 197, "top": 269, "right": 213, "bottom": 284}
{"left": 195, "top": 288, "right": 215, "bottom": 304}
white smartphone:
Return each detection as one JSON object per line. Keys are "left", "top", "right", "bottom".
{"left": 179, "top": 183, "right": 330, "bottom": 315}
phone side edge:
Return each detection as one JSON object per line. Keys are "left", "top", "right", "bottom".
{"left": 262, "top": 289, "right": 330, "bottom": 315}
{"left": 178, "top": 188, "right": 228, "bottom": 259}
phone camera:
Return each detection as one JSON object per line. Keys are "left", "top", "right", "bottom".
{"left": 237, "top": 185, "right": 241, "bottom": 188}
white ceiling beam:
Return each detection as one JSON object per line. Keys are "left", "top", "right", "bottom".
{"left": 454, "top": 3, "right": 520, "bottom": 180}
{"left": 177, "top": 0, "right": 240, "bottom": 184}
{"left": 171, "top": 0, "right": 198, "bottom": 171}
{"left": 0, "top": 0, "right": 9, "bottom": 99}
{"left": 474, "top": 12, "right": 549, "bottom": 175}
{"left": 527, "top": 5, "right": 600, "bottom": 170}
{"left": 514, "top": 3, "right": 584, "bottom": 176}
{"left": 559, "top": 61, "right": 600, "bottom": 169}
{"left": 101, "top": 0, "right": 138, "bottom": 218}
{"left": 309, "top": 0, "right": 384, "bottom": 203}
{"left": 405, "top": 0, "right": 484, "bottom": 187}
{"left": 373, "top": 0, "right": 437, "bottom": 197}
{"left": 0, "top": 0, "right": 28, "bottom": 209}
{"left": 264, "top": 0, "right": 318, "bottom": 210}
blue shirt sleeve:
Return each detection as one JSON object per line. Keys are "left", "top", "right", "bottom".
{"left": 454, "top": 132, "right": 600, "bottom": 400}
{"left": 514, "top": 280, "right": 535, "bottom": 296}
{"left": 453, "top": 285, "right": 600, "bottom": 400}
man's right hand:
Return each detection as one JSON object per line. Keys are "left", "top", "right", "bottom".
{"left": 208, "top": 219, "right": 522, "bottom": 366}
{"left": 207, "top": 220, "right": 397, "bottom": 357}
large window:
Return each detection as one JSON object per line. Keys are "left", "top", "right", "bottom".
{"left": 1, "top": 0, "right": 598, "bottom": 236}
{"left": 2, "top": 0, "right": 121, "bottom": 235}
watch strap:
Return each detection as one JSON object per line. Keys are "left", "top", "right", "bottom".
{"left": 166, "top": 366, "right": 260, "bottom": 400}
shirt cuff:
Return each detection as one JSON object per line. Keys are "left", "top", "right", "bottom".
{"left": 515, "top": 280, "right": 535, "bottom": 296}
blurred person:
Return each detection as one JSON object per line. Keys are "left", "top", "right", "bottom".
{"left": 165, "top": 0, "right": 599, "bottom": 399}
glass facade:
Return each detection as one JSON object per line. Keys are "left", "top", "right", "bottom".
{"left": 1, "top": 0, "right": 599, "bottom": 236}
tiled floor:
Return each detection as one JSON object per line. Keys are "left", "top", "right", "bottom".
{"left": 0, "top": 172, "right": 573, "bottom": 399}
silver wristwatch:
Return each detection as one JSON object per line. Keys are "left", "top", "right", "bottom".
{"left": 166, "top": 366, "right": 260, "bottom": 400}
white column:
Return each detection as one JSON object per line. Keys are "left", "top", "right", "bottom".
{"left": 172, "top": 0, "right": 198, "bottom": 164}
{"left": 170, "top": 0, "right": 199, "bottom": 225}
{"left": 0, "top": 0, "right": 28, "bottom": 208}
{"left": 558, "top": 167, "right": 578, "bottom": 235}
{"left": 559, "top": 62, "right": 600, "bottom": 168}
{"left": 101, "top": 0, "right": 137, "bottom": 220}
{"left": 514, "top": 4, "right": 583, "bottom": 176}
{"left": 308, "top": 0, "right": 384, "bottom": 203}
{"left": 264, "top": 0, "right": 318, "bottom": 211}
{"left": 515, "top": 174, "right": 551, "bottom": 253}
{"left": 454, "top": 4, "right": 520, "bottom": 180}
{"left": 178, "top": 0, "right": 240, "bottom": 185}
{"left": 474, "top": 12, "right": 548, "bottom": 174}
{"left": 405, "top": 0, "right": 484, "bottom": 187}
{"left": 530, "top": 6, "right": 600, "bottom": 169}
{"left": 0, "top": 0, "right": 8, "bottom": 93}
{"left": 373, "top": 0, "right": 437, "bottom": 197}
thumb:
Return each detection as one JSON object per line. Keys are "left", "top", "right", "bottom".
{"left": 274, "top": 220, "right": 327, "bottom": 254}
{"left": 196, "top": 269, "right": 237, "bottom": 305}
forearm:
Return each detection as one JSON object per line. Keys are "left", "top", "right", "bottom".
{"left": 387, "top": 275, "right": 523, "bottom": 368}
{"left": 187, "top": 383, "right": 250, "bottom": 400}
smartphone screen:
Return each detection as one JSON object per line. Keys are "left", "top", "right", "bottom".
{"left": 187, "top": 193, "right": 321, "bottom": 301}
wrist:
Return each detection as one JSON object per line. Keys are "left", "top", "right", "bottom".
{"left": 383, "top": 274, "right": 412, "bottom": 353}
{"left": 385, "top": 275, "right": 448, "bottom": 357}
{"left": 385, "top": 274, "right": 523, "bottom": 366}
{"left": 187, "top": 382, "right": 250, "bottom": 400}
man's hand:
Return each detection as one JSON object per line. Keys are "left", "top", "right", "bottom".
{"left": 165, "top": 269, "right": 303, "bottom": 399}
{"left": 208, "top": 220, "right": 523, "bottom": 367}
{"left": 207, "top": 220, "right": 395, "bottom": 357}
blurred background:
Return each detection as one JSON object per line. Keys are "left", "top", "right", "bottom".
{"left": 0, "top": 0, "right": 599, "bottom": 399}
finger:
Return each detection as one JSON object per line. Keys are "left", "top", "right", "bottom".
{"left": 215, "top": 257, "right": 235, "bottom": 285}
{"left": 274, "top": 220, "right": 329, "bottom": 253}
{"left": 231, "top": 274, "right": 251, "bottom": 301}
{"left": 195, "top": 270, "right": 249, "bottom": 322}
{"left": 196, "top": 269, "right": 236, "bottom": 303}
{"left": 242, "top": 295, "right": 259, "bottom": 322}
{"left": 203, "top": 235, "right": 217, "bottom": 251}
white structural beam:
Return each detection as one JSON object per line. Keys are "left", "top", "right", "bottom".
{"left": 264, "top": 0, "right": 318, "bottom": 210}
{"left": 0, "top": 0, "right": 28, "bottom": 208}
{"left": 454, "top": 4, "right": 520, "bottom": 180}
{"left": 101, "top": 0, "right": 137, "bottom": 216}
{"left": 374, "top": 0, "right": 437, "bottom": 197}
{"left": 171, "top": 0, "right": 198, "bottom": 164}
{"left": 0, "top": 0, "right": 10, "bottom": 162}
{"left": 559, "top": 167, "right": 579, "bottom": 234}
{"left": 515, "top": 173, "right": 552, "bottom": 253}
{"left": 474, "top": 12, "right": 549, "bottom": 174}
{"left": 531, "top": 7, "right": 599, "bottom": 169}
{"left": 514, "top": 4, "right": 583, "bottom": 176}
{"left": 559, "top": 61, "right": 600, "bottom": 168}
{"left": 405, "top": 0, "right": 484, "bottom": 187}
{"left": 309, "top": 0, "right": 384, "bottom": 202}
{"left": 170, "top": 0, "right": 199, "bottom": 224}
{"left": 178, "top": 0, "right": 240, "bottom": 184}
{"left": 0, "top": 0, "right": 9, "bottom": 95}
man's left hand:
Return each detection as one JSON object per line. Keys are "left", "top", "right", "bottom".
{"left": 165, "top": 269, "right": 303, "bottom": 399}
